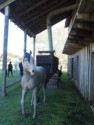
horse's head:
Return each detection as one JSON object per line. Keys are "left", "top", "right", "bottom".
{"left": 22, "top": 58, "right": 35, "bottom": 76}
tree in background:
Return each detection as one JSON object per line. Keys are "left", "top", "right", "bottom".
{"left": 36, "top": 20, "right": 68, "bottom": 69}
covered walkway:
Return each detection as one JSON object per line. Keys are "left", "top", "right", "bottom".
{"left": 0, "top": 72, "right": 94, "bottom": 125}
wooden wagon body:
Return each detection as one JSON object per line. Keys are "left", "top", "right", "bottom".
{"left": 36, "top": 54, "right": 59, "bottom": 79}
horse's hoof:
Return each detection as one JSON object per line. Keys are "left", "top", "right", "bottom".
{"left": 32, "top": 115, "right": 36, "bottom": 119}
{"left": 43, "top": 100, "right": 46, "bottom": 103}
{"left": 31, "top": 103, "right": 33, "bottom": 106}
{"left": 22, "top": 111, "right": 25, "bottom": 115}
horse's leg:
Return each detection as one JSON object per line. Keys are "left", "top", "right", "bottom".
{"left": 31, "top": 91, "right": 34, "bottom": 106}
{"left": 42, "top": 83, "right": 46, "bottom": 103}
{"left": 21, "top": 89, "right": 28, "bottom": 114}
{"left": 32, "top": 88, "right": 37, "bottom": 119}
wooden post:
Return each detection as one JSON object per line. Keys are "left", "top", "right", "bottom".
{"left": 33, "top": 35, "right": 36, "bottom": 63}
{"left": 47, "top": 23, "right": 53, "bottom": 52}
{"left": 24, "top": 30, "right": 27, "bottom": 57}
{"left": 1, "top": 6, "right": 9, "bottom": 96}
{"left": 47, "top": 4, "right": 78, "bottom": 53}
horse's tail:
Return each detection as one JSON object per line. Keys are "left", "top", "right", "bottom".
{"left": 40, "top": 66, "right": 51, "bottom": 89}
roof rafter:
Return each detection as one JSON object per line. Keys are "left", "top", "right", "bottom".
{"left": 73, "top": 22, "right": 94, "bottom": 32}
{"left": 23, "top": 0, "right": 69, "bottom": 23}
{"left": 17, "top": 0, "right": 49, "bottom": 17}
{"left": 77, "top": 13, "right": 94, "bottom": 22}
{"left": 0, "top": 0, "right": 16, "bottom": 10}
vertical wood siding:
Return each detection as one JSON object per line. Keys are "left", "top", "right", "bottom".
{"left": 68, "top": 43, "right": 94, "bottom": 102}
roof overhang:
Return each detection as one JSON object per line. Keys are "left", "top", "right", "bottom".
{"left": 0, "top": 0, "right": 77, "bottom": 37}
{"left": 0, "top": 0, "right": 16, "bottom": 10}
{"left": 63, "top": 0, "right": 94, "bottom": 55}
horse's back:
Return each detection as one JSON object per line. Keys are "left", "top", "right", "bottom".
{"left": 36, "top": 66, "right": 45, "bottom": 72}
{"left": 35, "top": 66, "right": 46, "bottom": 81}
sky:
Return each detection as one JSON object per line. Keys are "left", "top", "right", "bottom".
{"left": 0, "top": 12, "right": 68, "bottom": 57}
{"left": 0, "top": 12, "right": 32, "bottom": 57}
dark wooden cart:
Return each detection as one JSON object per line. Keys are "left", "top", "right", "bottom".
{"left": 36, "top": 51, "right": 59, "bottom": 82}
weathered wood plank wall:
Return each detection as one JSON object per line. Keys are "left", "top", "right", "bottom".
{"left": 68, "top": 43, "right": 94, "bottom": 103}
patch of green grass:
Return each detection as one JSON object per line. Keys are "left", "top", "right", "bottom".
{"left": 0, "top": 69, "right": 21, "bottom": 89}
{"left": 0, "top": 72, "right": 94, "bottom": 125}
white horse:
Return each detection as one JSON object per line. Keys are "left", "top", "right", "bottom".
{"left": 21, "top": 56, "right": 46, "bottom": 119}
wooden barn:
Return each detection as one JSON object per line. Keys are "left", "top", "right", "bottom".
{"left": 63, "top": 0, "right": 94, "bottom": 108}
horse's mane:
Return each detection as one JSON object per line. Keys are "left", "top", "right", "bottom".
{"left": 30, "top": 55, "right": 34, "bottom": 65}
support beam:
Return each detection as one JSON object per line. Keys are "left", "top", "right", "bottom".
{"left": 70, "top": 30, "right": 92, "bottom": 38}
{"left": 63, "top": 48, "right": 76, "bottom": 54}
{"left": 77, "top": 13, "right": 94, "bottom": 22}
{"left": 47, "top": 24, "right": 53, "bottom": 52}
{"left": 84, "top": 37, "right": 94, "bottom": 43}
{"left": 68, "top": 34, "right": 94, "bottom": 45}
{"left": 70, "top": 30, "right": 94, "bottom": 39}
{"left": 66, "top": 42, "right": 83, "bottom": 48}
{"left": 33, "top": 35, "right": 36, "bottom": 63}
{"left": 65, "top": 45, "right": 82, "bottom": 50}
{"left": 67, "top": 39, "right": 88, "bottom": 46}
{"left": 1, "top": 6, "right": 9, "bottom": 96}
{"left": 47, "top": 4, "right": 78, "bottom": 53}
{"left": 73, "top": 22, "right": 94, "bottom": 32}
{"left": 24, "top": 30, "right": 27, "bottom": 57}
{"left": 0, "top": 0, "right": 16, "bottom": 10}
{"left": 68, "top": 35, "right": 83, "bottom": 41}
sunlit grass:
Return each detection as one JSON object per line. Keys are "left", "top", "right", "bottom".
{"left": 0, "top": 69, "right": 21, "bottom": 89}
{"left": 0, "top": 72, "right": 94, "bottom": 125}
